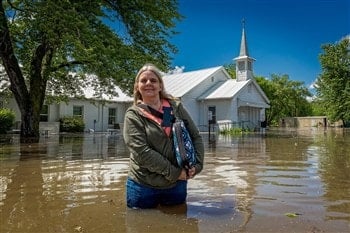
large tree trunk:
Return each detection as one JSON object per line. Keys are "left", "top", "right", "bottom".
{"left": 1, "top": 2, "right": 44, "bottom": 143}
{"left": 20, "top": 106, "right": 41, "bottom": 143}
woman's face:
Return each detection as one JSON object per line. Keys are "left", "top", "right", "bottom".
{"left": 137, "top": 70, "right": 162, "bottom": 100}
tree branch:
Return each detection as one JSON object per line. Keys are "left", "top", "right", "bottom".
{"left": 51, "top": 60, "right": 92, "bottom": 72}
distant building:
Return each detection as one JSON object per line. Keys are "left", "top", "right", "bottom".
{"left": 1, "top": 84, "right": 132, "bottom": 133}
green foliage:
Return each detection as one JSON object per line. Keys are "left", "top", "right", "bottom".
{"left": 2, "top": 0, "right": 182, "bottom": 96}
{"left": 315, "top": 37, "right": 350, "bottom": 125}
{"left": 1, "top": 0, "right": 182, "bottom": 140}
{"left": 224, "top": 63, "right": 236, "bottom": 79}
{"left": 310, "top": 98, "right": 327, "bottom": 116}
{"left": 59, "top": 116, "right": 85, "bottom": 133}
{"left": 255, "top": 75, "right": 312, "bottom": 125}
{"left": 220, "top": 127, "right": 252, "bottom": 135}
{"left": 269, "top": 119, "right": 279, "bottom": 127}
{"left": 0, "top": 108, "right": 15, "bottom": 134}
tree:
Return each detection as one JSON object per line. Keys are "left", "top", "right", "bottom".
{"left": 224, "top": 63, "right": 236, "bottom": 79}
{"left": 0, "top": 0, "right": 182, "bottom": 142}
{"left": 315, "top": 37, "right": 350, "bottom": 126}
{"left": 256, "top": 74, "right": 312, "bottom": 126}
{"left": 310, "top": 98, "right": 327, "bottom": 116}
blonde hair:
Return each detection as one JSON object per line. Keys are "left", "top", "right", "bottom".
{"left": 133, "top": 63, "right": 174, "bottom": 105}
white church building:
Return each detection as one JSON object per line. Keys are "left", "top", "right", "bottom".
{"left": 1, "top": 26, "right": 269, "bottom": 133}
{"left": 150, "top": 25, "right": 270, "bottom": 131}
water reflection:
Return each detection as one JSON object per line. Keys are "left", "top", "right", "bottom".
{"left": 0, "top": 129, "right": 349, "bottom": 233}
{"left": 315, "top": 131, "right": 350, "bottom": 222}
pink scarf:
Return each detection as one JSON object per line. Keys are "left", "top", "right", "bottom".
{"left": 138, "top": 99, "right": 172, "bottom": 136}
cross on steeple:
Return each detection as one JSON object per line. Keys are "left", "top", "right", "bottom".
{"left": 242, "top": 18, "right": 245, "bottom": 29}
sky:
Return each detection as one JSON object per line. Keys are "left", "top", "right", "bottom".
{"left": 169, "top": 0, "right": 350, "bottom": 90}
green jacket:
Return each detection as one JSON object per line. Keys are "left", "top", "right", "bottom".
{"left": 123, "top": 99, "right": 204, "bottom": 189}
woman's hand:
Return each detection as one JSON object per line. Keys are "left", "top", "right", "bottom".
{"left": 187, "top": 167, "right": 196, "bottom": 179}
{"left": 178, "top": 169, "right": 188, "bottom": 180}
{"left": 178, "top": 167, "right": 196, "bottom": 180}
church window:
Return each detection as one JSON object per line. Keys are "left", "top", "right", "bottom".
{"left": 248, "top": 61, "right": 252, "bottom": 71}
{"left": 238, "top": 61, "right": 245, "bottom": 71}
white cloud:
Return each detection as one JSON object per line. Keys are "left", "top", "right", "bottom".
{"left": 309, "top": 79, "right": 318, "bottom": 90}
{"left": 166, "top": 66, "right": 185, "bottom": 74}
{"left": 306, "top": 95, "right": 316, "bottom": 102}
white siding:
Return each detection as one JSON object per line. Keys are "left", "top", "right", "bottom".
{"left": 49, "top": 104, "right": 60, "bottom": 122}
{"left": 196, "top": 99, "right": 235, "bottom": 129}
{"left": 239, "top": 83, "right": 268, "bottom": 105}
{"left": 59, "top": 99, "right": 128, "bottom": 132}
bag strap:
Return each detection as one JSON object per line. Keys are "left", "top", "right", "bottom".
{"left": 137, "top": 104, "right": 175, "bottom": 127}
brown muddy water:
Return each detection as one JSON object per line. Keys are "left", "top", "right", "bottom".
{"left": 0, "top": 128, "right": 349, "bottom": 233}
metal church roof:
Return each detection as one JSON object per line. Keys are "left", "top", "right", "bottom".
{"left": 162, "top": 66, "right": 223, "bottom": 97}
{"left": 198, "top": 79, "right": 250, "bottom": 100}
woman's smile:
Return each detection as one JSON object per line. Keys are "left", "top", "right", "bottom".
{"left": 138, "top": 70, "right": 162, "bottom": 99}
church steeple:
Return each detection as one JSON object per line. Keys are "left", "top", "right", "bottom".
{"left": 239, "top": 19, "right": 249, "bottom": 57}
{"left": 234, "top": 19, "right": 255, "bottom": 81}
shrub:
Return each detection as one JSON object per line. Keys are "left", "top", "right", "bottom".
{"left": 0, "top": 108, "right": 15, "bottom": 134}
{"left": 59, "top": 116, "right": 85, "bottom": 132}
{"left": 220, "top": 127, "right": 253, "bottom": 135}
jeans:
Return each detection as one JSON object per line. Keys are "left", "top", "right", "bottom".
{"left": 126, "top": 177, "right": 187, "bottom": 209}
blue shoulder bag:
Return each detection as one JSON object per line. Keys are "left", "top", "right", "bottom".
{"left": 172, "top": 119, "right": 196, "bottom": 169}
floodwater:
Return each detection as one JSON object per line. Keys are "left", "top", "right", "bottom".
{"left": 0, "top": 128, "right": 349, "bottom": 233}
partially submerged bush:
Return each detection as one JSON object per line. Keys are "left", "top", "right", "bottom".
{"left": 0, "top": 108, "right": 15, "bottom": 134}
{"left": 59, "top": 116, "right": 85, "bottom": 132}
{"left": 220, "top": 127, "right": 252, "bottom": 135}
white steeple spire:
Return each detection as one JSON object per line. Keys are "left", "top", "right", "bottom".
{"left": 234, "top": 19, "right": 256, "bottom": 81}
{"left": 239, "top": 19, "right": 249, "bottom": 57}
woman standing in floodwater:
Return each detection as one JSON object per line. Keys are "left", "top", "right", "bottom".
{"left": 123, "top": 63, "right": 204, "bottom": 209}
